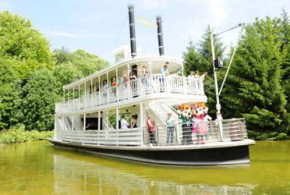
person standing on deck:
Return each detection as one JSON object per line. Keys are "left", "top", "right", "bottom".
{"left": 103, "top": 80, "right": 108, "bottom": 102}
{"left": 159, "top": 64, "right": 169, "bottom": 92}
{"left": 121, "top": 115, "right": 129, "bottom": 129}
{"left": 142, "top": 65, "right": 150, "bottom": 93}
{"left": 166, "top": 113, "right": 175, "bottom": 144}
{"left": 188, "top": 71, "right": 196, "bottom": 93}
{"left": 131, "top": 114, "right": 138, "bottom": 128}
{"left": 188, "top": 71, "right": 195, "bottom": 78}
{"left": 112, "top": 77, "right": 117, "bottom": 98}
{"left": 147, "top": 116, "right": 157, "bottom": 146}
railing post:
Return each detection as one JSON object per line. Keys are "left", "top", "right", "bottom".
{"left": 84, "top": 82, "right": 87, "bottom": 109}
{"left": 98, "top": 76, "right": 101, "bottom": 106}
{"left": 106, "top": 72, "right": 109, "bottom": 104}
{"left": 91, "top": 79, "right": 93, "bottom": 108}
{"left": 116, "top": 107, "right": 119, "bottom": 146}
{"left": 183, "top": 77, "right": 187, "bottom": 95}
{"left": 73, "top": 86, "right": 75, "bottom": 111}
{"left": 116, "top": 69, "right": 119, "bottom": 102}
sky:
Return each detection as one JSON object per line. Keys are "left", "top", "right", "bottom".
{"left": 0, "top": 0, "right": 289, "bottom": 63}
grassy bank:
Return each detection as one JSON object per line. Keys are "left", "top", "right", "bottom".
{"left": 0, "top": 125, "right": 53, "bottom": 144}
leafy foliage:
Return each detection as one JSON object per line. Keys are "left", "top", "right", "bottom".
{"left": 0, "top": 124, "right": 53, "bottom": 144}
{"left": 0, "top": 11, "right": 109, "bottom": 132}
{"left": 53, "top": 48, "right": 110, "bottom": 77}
{"left": 0, "top": 11, "right": 52, "bottom": 78}
{"left": 183, "top": 15, "right": 290, "bottom": 138}
{"left": 0, "top": 59, "right": 21, "bottom": 129}
{"left": 21, "top": 69, "right": 61, "bottom": 130}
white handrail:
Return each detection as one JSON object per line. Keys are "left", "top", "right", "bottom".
{"left": 56, "top": 75, "right": 205, "bottom": 114}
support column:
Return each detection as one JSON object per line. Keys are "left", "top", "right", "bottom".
{"left": 91, "top": 79, "right": 93, "bottom": 107}
{"left": 140, "top": 102, "right": 144, "bottom": 145}
{"left": 83, "top": 113, "right": 86, "bottom": 131}
{"left": 127, "top": 64, "right": 130, "bottom": 98}
{"left": 116, "top": 69, "right": 119, "bottom": 101}
{"left": 84, "top": 82, "right": 87, "bottom": 108}
{"left": 98, "top": 111, "right": 101, "bottom": 145}
{"left": 98, "top": 76, "right": 101, "bottom": 106}
{"left": 78, "top": 84, "right": 81, "bottom": 109}
{"left": 116, "top": 107, "right": 119, "bottom": 146}
{"left": 106, "top": 72, "right": 109, "bottom": 104}
{"left": 73, "top": 86, "right": 75, "bottom": 110}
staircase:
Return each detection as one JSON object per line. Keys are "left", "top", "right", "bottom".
{"left": 147, "top": 100, "right": 183, "bottom": 145}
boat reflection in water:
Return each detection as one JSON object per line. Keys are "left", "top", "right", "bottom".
{"left": 53, "top": 153, "right": 254, "bottom": 194}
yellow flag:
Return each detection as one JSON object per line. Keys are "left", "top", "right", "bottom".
{"left": 136, "top": 17, "right": 158, "bottom": 28}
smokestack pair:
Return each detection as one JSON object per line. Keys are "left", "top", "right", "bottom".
{"left": 128, "top": 5, "right": 165, "bottom": 58}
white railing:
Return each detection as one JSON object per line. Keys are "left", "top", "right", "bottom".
{"left": 57, "top": 118, "right": 247, "bottom": 147}
{"left": 143, "top": 118, "right": 248, "bottom": 146}
{"left": 60, "top": 128, "right": 143, "bottom": 146}
{"left": 55, "top": 74, "right": 205, "bottom": 114}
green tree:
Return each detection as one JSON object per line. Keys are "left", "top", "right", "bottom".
{"left": 224, "top": 17, "right": 287, "bottom": 134}
{"left": 279, "top": 10, "right": 290, "bottom": 132}
{"left": 53, "top": 49, "right": 110, "bottom": 77}
{"left": 0, "top": 11, "right": 51, "bottom": 78}
{"left": 21, "top": 69, "right": 61, "bottom": 130}
{"left": 0, "top": 59, "right": 22, "bottom": 129}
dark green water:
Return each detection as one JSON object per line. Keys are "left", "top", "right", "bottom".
{"left": 0, "top": 141, "right": 289, "bottom": 195}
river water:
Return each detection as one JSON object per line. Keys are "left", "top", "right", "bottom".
{"left": 0, "top": 141, "right": 289, "bottom": 194}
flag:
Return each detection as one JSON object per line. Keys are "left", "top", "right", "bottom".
{"left": 135, "top": 17, "right": 158, "bottom": 28}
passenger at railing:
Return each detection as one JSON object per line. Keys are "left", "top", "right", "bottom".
{"left": 96, "top": 83, "right": 100, "bottom": 93}
{"left": 131, "top": 114, "right": 138, "bottom": 128}
{"left": 147, "top": 116, "right": 157, "bottom": 146}
{"left": 124, "top": 75, "right": 129, "bottom": 84}
{"left": 188, "top": 71, "right": 195, "bottom": 79}
{"left": 118, "top": 76, "right": 123, "bottom": 85}
{"left": 129, "top": 72, "right": 138, "bottom": 98}
{"left": 129, "top": 72, "right": 137, "bottom": 81}
{"left": 195, "top": 70, "right": 200, "bottom": 79}
{"left": 112, "top": 77, "right": 117, "bottom": 97}
{"left": 142, "top": 65, "right": 150, "bottom": 93}
{"left": 103, "top": 80, "right": 108, "bottom": 100}
{"left": 166, "top": 113, "right": 175, "bottom": 144}
{"left": 200, "top": 72, "right": 208, "bottom": 81}
{"left": 121, "top": 115, "right": 129, "bottom": 129}
{"left": 188, "top": 71, "right": 197, "bottom": 92}
{"left": 159, "top": 64, "right": 169, "bottom": 92}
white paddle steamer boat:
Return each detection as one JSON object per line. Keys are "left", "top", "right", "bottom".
{"left": 47, "top": 6, "right": 255, "bottom": 166}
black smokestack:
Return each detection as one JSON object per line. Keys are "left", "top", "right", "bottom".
{"left": 128, "top": 5, "right": 137, "bottom": 58}
{"left": 156, "top": 16, "right": 164, "bottom": 56}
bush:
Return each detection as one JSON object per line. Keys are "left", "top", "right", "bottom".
{"left": 0, "top": 124, "right": 53, "bottom": 144}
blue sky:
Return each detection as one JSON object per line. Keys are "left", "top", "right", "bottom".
{"left": 0, "top": 0, "right": 289, "bottom": 63}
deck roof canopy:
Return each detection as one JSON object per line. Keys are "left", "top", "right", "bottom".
{"left": 63, "top": 55, "right": 183, "bottom": 90}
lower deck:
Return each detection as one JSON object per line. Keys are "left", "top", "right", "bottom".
{"left": 48, "top": 138, "right": 255, "bottom": 166}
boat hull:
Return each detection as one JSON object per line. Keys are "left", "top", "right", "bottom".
{"left": 47, "top": 139, "right": 253, "bottom": 166}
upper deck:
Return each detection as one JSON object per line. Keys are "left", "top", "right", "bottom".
{"left": 55, "top": 56, "right": 207, "bottom": 115}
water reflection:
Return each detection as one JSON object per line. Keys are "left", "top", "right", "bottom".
{"left": 53, "top": 154, "right": 254, "bottom": 194}
{"left": 1, "top": 141, "right": 289, "bottom": 194}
